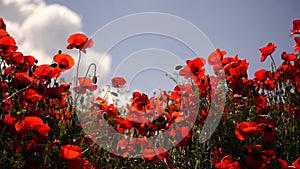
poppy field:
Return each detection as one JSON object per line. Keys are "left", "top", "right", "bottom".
{"left": 0, "top": 17, "right": 300, "bottom": 168}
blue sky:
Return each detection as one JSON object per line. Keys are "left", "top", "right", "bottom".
{"left": 46, "top": 0, "right": 299, "bottom": 69}
{"left": 1, "top": 0, "right": 299, "bottom": 94}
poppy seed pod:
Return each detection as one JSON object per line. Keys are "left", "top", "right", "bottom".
{"left": 92, "top": 75, "right": 97, "bottom": 84}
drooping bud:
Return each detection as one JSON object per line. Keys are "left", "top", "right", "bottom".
{"left": 92, "top": 75, "right": 97, "bottom": 84}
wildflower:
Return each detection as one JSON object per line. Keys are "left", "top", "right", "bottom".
{"left": 112, "top": 77, "right": 126, "bottom": 88}
{"left": 66, "top": 33, "right": 94, "bottom": 53}
{"left": 290, "top": 19, "right": 300, "bottom": 37}
{"left": 259, "top": 42, "right": 277, "bottom": 62}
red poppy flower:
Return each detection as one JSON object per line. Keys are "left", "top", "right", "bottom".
{"left": 281, "top": 52, "right": 298, "bottom": 61}
{"left": 18, "top": 55, "right": 36, "bottom": 71}
{"left": 0, "top": 29, "right": 8, "bottom": 37}
{"left": 112, "top": 77, "right": 126, "bottom": 88}
{"left": 0, "top": 18, "right": 6, "bottom": 30}
{"left": 277, "top": 158, "right": 300, "bottom": 169}
{"left": 115, "top": 118, "right": 137, "bottom": 134}
{"left": 13, "top": 72, "right": 34, "bottom": 89}
{"left": 104, "top": 104, "right": 118, "bottom": 119}
{"left": 278, "top": 61, "right": 297, "bottom": 80}
{"left": 290, "top": 20, "right": 300, "bottom": 37}
{"left": 2, "top": 51, "right": 35, "bottom": 69}
{"left": 2, "top": 52, "right": 24, "bottom": 65}
{"left": 235, "top": 121, "right": 260, "bottom": 140}
{"left": 129, "top": 138, "right": 150, "bottom": 148}
{"left": 45, "top": 83, "right": 71, "bottom": 99}
{"left": 66, "top": 33, "right": 94, "bottom": 53}
{"left": 259, "top": 42, "right": 277, "bottom": 62}
{"left": 142, "top": 148, "right": 170, "bottom": 163}
{"left": 253, "top": 95, "right": 269, "bottom": 112}
{"left": 58, "top": 145, "right": 82, "bottom": 160}
{"left": 53, "top": 53, "right": 75, "bottom": 72}
{"left": 224, "top": 59, "right": 249, "bottom": 78}
{"left": 262, "top": 79, "right": 275, "bottom": 90}
{"left": 142, "top": 149, "right": 157, "bottom": 162}
{"left": 179, "top": 57, "right": 206, "bottom": 79}
{"left": 15, "top": 116, "right": 51, "bottom": 137}
{"left": 293, "top": 37, "right": 300, "bottom": 53}
{"left": 208, "top": 48, "right": 227, "bottom": 65}
{"left": 291, "top": 157, "right": 300, "bottom": 169}
{"left": 245, "top": 145, "right": 276, "bottom": 169}
{"left": 227, "top": 77, "right": 244, "bottom": 93}
{"left": 118, "top": 119, "right": 135, "bottom": 130}
{"left": 296, "top": 78, "right": 300, "bottom": 94}
{"left": 116, "top": 139, "right": 128, "bottom": 149}
{"left": 24, "top": 88, "right": 43, "bottom": 103}
{"left": 34, "top": 64, "right": 61, "bottom": 81}
{"left": 73, "top": 77, "right": 97, "bottom": 94}
{"left": 215, "top": 155, "right": 241, "bottom": 169}
{"left": 208, "top": 49, "right": 226, "bottom": 72}
{"left": 0, "top": 80, "right": 9, "bottom": 93}
{"left": 1, "top": 114, "right": 17, "bottom": 125}
{"left": 278, "top": 157, "right": 300, "bottom": 169}
{"left": 293, "top": 157, "right": 300, "bottom": 168}
{"left": 278, "top": 158, "right": 290, "bottom": 169}
{"left": 211, "top": 148, "right": 226, "bottom": 164}
{"left": 131, "top": 92, "right": 150, "bottom": 111}
{"left": 0, "top": 36, "right": 18, "bottom": 56}
{"left": 254, "top": 69, "right": 267, "bottom": 81}
{"left": 257, "top": 119, "right": 276, "bottom": 142}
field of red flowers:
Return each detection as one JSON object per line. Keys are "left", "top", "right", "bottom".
{"left": 0, "top": 17, "right": 299, "bottom": 169}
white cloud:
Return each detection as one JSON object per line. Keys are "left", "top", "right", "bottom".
{"left": 0, "top": 0, "right": 111, "bottom": 83}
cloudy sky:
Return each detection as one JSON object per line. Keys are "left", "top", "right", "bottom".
{"left": 1, "top": 0, "right": 299, "bottom": 94}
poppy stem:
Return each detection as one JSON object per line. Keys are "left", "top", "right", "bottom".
{"left": 82, "top": 142, "right": 96, "bottom": 154}
{"left": 269, "top": 54, "right": 277, "bottom": 70}
{"left": 83, "top": 63, "right": 97, "bottom": 82}
{"left": 74, "top": 50, "right": 82, "bottom": 114}
{"left": 4, "top": 84, "right": 32, "bottom": 101}
{"left": 0, "top": 123, "right": 7, "bottom": 136}
{"left": 75, "top": 50, "right": 82, "bottom": 87}
{"left": 74, "top": 63, "right": 97, "bottom": 104}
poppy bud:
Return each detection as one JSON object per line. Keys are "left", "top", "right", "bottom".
{"left": 80, "top": 96, "right": 84, "bottom": 104}
{"left": 50, "top": 63, "right": 58, "bottom": 68}
{"left": 133, "top": 127, "right": 138, "bottom": 135}
{"left": 45, "top": 80, "right": 51, "bottom": 86}
{"left": 28, "top": 69, "right": 33, "bottom": 77}
{"left": 54, "top": 82, "right": 59, "bottom": 88}
{"left": 45, "top": 99, "right": 50, "bottom": 105}
{"left": 110, "top": 91, "right": 118, "bottom": 97}
{"left": 103, "top": 112, "right": 107, "bottom": 120}
{"left": 38, "top": 82, "right": 45, "bottom": 95}
{"left": 32, "top": 65, "right": 36, "bottom": 72}
{"left": 7, "top": 74, "right": 11, "bottom": 81}
{"left": 92, "top": 75, "right": 97, "bottom": 84}
{"left": 175, "top": 65, "right": 183, "bottom": 70}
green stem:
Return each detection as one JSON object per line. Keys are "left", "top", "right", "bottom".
{"left": 74, "top": 50, "right": 82, "bottom": 113}
{"left": 75, "top": 50, "right": 82, "bottom": 88}
{"left": 3, "top": 84, "right": 32, "bottom": 101}
{"left": 269, "top": 54, "right": 277, "bottom": 71}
